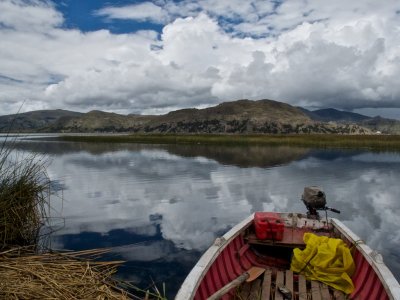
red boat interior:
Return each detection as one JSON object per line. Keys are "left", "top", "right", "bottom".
{"left": 193, "top": 215, "right": 389, "bottom": 300}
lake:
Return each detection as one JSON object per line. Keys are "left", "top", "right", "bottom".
{"left": 3, "top": 136, "right": 400, "bottom": 298}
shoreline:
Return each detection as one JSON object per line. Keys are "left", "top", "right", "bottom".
{"left": 56, "top": 133, "right": 400, "bottom": 151}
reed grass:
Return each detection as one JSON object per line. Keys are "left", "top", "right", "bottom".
{"left": 0, "top": 139, "right": 50, "bottom": 249}
{"left": 0, "top": 247, "right": 131, "bottom": 299}
{"left": 60, "top": 134, "right": 400, "bottom": 151}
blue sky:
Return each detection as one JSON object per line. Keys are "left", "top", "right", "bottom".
{"left": 56, "top": 0, "right": 163, "bottom": 33}
{"left": 1, "top": 0, "right": 400, "bottom": 118}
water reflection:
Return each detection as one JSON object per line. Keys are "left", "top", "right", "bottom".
{"left": 4, "top": 138, "right": 400, "bottom": 298}
{"left": 164, "top": 144, "right": 310, "bottom": 168}
{"left": 6, "top": 139, "right": 309, "bottom": 168}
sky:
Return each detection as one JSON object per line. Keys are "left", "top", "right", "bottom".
{"left": 1, "top": 0, "right": 400, "bottom": 117}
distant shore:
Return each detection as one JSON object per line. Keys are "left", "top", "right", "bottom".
{"left": 58, "top": 134, "right": 400, "bottom": 150}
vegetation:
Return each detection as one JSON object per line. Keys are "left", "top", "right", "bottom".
{"left": 60, "top": 133, "right": 400, "bottom": 151}
{"left": 0, "top": 141, "right": 50, "bottom": 249}
{"left": 0, "top": 248, "right": 131, "bottom": 299}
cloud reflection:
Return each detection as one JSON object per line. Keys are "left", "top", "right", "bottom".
{"left": 6, "top": 140, "right": 400, "bottom": 280}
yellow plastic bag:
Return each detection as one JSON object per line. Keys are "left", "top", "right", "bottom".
{"left": 290, "top": 233, "right": 355, "bottom": 294}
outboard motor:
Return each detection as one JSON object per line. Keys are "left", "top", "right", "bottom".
{"left": 302, "top": 186, "right": 340, "bottom": 219}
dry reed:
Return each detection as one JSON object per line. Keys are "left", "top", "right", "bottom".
{"left": 0, "top": 247, "right": 132, "bottom": 300}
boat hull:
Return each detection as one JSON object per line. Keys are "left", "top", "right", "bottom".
{"left": 176, "top": 213, "right": 400, "bottom": 300}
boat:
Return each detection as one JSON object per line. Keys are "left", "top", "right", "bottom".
{"left": 176, "top": 187, "right": 400, "bottom": 300}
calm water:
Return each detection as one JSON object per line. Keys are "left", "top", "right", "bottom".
{"left": 3, "top": 136, "right": 400, "bottom": 298}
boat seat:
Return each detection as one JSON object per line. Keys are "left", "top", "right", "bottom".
{"left": 234, "top": 268, "right": 347, "bottom": 300}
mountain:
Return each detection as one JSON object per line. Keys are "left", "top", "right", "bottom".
{"left": 300, "top": 108, "right": 370, "bottom": 122}
{"left": 50, "top": 99, "right": 371, "bottom": 134}
{"left": 141, "top": 100, "right": 312, "bottom": 133}
{"left": 301, "top": 107, "right": 400, "bottom": 134}
{"left": 48, "top": 110, "right": 151, "bottom": 132}
{"left": 360, "top": 117, "right": 400, "bottom": 134}
{"left": 0, "top": 109, "right": 83, "bottom": 132}
{"left": 0, "top": 100, "right": 375, "bottom": 134}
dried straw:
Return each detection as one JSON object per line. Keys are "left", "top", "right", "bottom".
{"left": 0, "top": 247, "right": 132, "bottom": 300}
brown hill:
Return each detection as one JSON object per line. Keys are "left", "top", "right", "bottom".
{"left": 140, "top": 99, "right": 312, "bottom": 133}
{"left": 162, "top": 99, "right": 309, "bottom": 122}
{"left": 146, "top": 99, "right": 371, "bottom": 134}
{"left": 1, "top": 99, "right": 373, "bottom": 134}
{"left": 50, "top": 110, "right": 156, "bottom": 132}
{"left": 301, "top": 108, "right": 400, "bottom": 134}
{"left": 0, "top": 109, "right": 83, "bottom": 132}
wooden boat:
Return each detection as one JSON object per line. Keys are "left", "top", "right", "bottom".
{"left": 176, "top": 188, "right": 400, "bottom": 300}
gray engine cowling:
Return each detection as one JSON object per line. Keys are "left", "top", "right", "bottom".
{"left": 302, "top": 186, "right": 326, "bottom": 209}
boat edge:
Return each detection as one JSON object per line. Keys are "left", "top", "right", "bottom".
{"left": 175, "top": 215, "right": 400, "bottom": 300}
{"left": 331, "top": 218, "right": 400, "bottom": 300}
{"left": 175, "top": 214, "right": 255, "bottom": 300}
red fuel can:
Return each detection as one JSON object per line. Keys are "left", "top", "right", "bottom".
{"left": 254, "top": 212, "right": 284, "bottom": 241}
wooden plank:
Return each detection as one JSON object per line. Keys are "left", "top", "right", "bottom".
{"left": 333, "top": 290, "right": 346, "bottom": 300}
{"left": 319, "top": 283, "right": 330, "bottom": 300}
{"left": 275, "top": 271, "right": 284, "bottom": 300}
{"left": 248, "top": 279, "right": 261, "bottom": 300}
{"left": 311, "top": 280, "right": 322, "bottom": 300}
{"left": 261, "top": 269, "right": 272, "bottom": 300}
{"left": 285, "top": 270, "right": 294, "bottom": 296}
{"left": 238, "top": 282, "right": 252, "bottom": 300}
{"left": 298, "top": 275, "right": 307, "bottom": 300}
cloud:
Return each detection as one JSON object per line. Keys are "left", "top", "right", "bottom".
{"left": 95, "top": 2, "right": 169, "bottom": 24}
{"left": 0, "top": 0, "right": 63, "bottom": 31}
{"left": 1, "top": 0, "right": 400, "bottom": 115}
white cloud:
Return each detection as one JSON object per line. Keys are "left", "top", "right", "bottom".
{"left": 0, "top": 0, "right": 63, "bottom": 31}
{"left": 1, "top": 0, "right": 400, "bottom": 115}
{"left": 95, "top": 2, "right": 169, "bottom": 24}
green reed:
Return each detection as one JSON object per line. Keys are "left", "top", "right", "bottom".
{"left": 0, "top": 138, "right": 50, "bottom": 249}
{"left": 59, "top": 134, "right": 400, "bottom": 151}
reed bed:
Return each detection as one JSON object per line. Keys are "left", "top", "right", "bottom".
{"left": 0, "top": 144, "right": 50, "bottom": 249}
{"left": 0, "top": 247, "right": 131, "bottom": 299}
{"left": 60, "top": 133, "right": 400, "bottom": 150}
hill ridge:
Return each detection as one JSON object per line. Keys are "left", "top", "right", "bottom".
{"left": 1, "top": 99, "right": 399, "bottom": 134}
